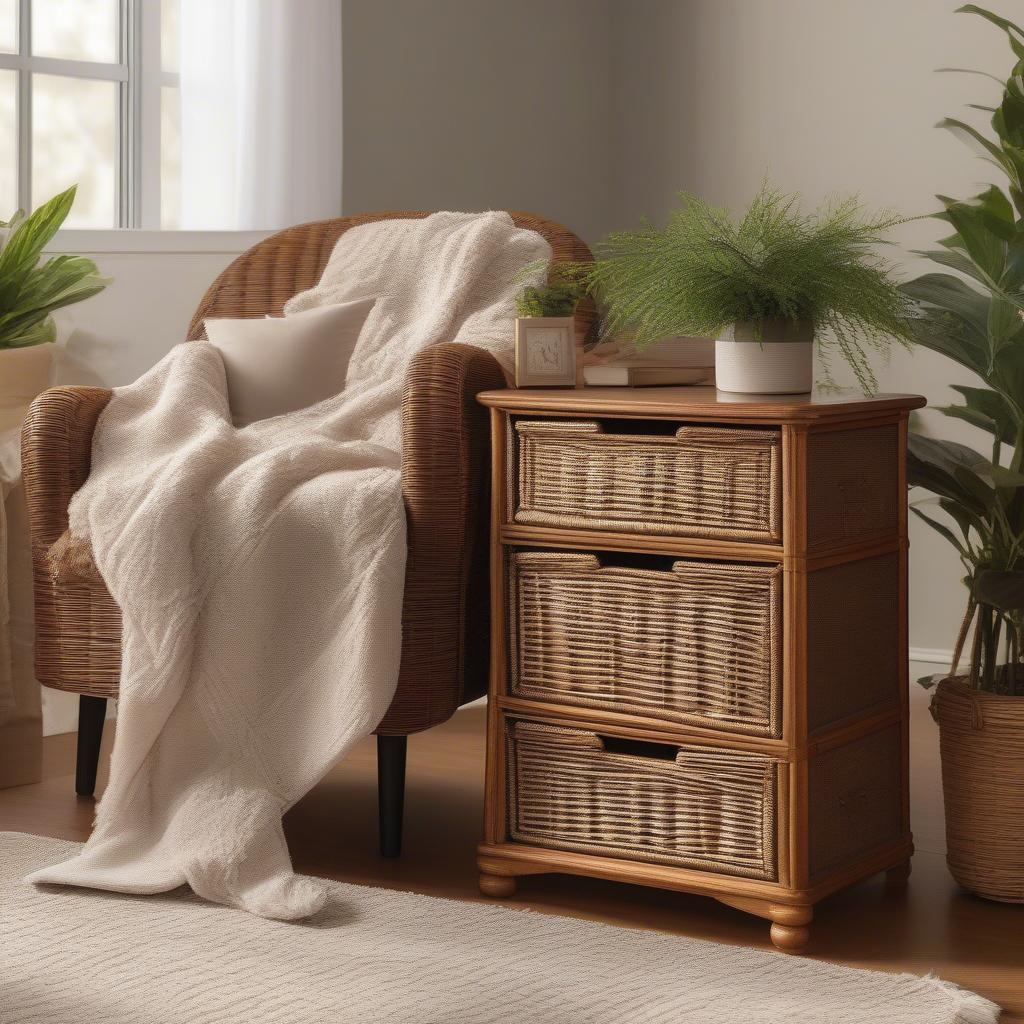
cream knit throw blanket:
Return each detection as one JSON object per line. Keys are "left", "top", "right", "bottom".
{"left": 28, "top": 212, "right": 550, "bottom": 919}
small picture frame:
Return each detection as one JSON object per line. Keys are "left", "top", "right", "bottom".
{"left": 514, "top": 316, "right": 577, "bottom": 388}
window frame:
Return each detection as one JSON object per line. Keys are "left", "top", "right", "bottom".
{"left": 0, "top": 0, "right": 267, "bottom": 252}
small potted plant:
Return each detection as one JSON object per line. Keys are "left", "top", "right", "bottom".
{"left": 902, "top": 3, "right": 1024, "bottom": 903}
{"left": 513, "top": 263, "right": 588, "bottom": 388}
{"left": 580, "top": 184, "right": 914, "bottom": 394}
{"left": 0, "top": 185, "right": 110, "bottom": 406}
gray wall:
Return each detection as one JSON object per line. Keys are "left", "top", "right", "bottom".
{"left": 342, "top": 0, "right": 617, "bottom": 242}
{"left": 607, "top": 0, "right": 1014, "bottom": 659}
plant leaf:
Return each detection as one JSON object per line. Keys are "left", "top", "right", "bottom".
{"left": 911, "top": 502, "right": 970, "bottom": 555}
{"left": 974, "top": 569, "right": 1024, "bottom": 609}
{"left": 938, "top": 118, "right": 1013, "bottom": 178}
{"left": 941, "top": 495, "right": 989, "bottom": 541}
{"left": 901, "top": 273, "right": 992, "bottom": 374}
{"left": 0, "top": 186, "right": 76, "bottom": 286}
{"left": 0, "top": 317, "right": 56, "bottom": 349}
{"left": 944, "top": 384, "right": 1020, "bottom": 443}
{"left": 957, "top": 4, "right": 1024, "bottom": 48}
{"left": 908, "top": 433, "right": 994, "bottom": 514}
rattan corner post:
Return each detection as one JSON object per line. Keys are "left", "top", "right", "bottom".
{"left": 476, "top": 386, "right": 925, "bottom": 951}
{"left": 20, "top": 211, "right": 595, "bottom": 856}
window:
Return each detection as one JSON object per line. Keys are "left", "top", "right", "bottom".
{"left": 1, "top": 0, "right": 341, "bottom": 243}
{"left": 0, "top": 0, "right": 182, "bottom": 229}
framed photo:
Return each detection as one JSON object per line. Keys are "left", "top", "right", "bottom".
{"left": 514, "top": 317, "right": 577, "bottom": 387}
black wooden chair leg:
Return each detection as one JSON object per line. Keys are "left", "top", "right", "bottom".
{"left": 75, "top": 695, "right": 107, "bottom": 796}
{"left": 377, "top": 734, "right": 407, "bottom": 858}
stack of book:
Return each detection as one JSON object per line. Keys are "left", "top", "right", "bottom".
{"left": 582, "top": 336, "right": 715, "bottom": 387}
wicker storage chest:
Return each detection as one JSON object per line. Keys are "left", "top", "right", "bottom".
{"left": 478, "top": 386, "right": 925, "bottom": 952}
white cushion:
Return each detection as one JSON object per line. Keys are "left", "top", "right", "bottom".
{"left": 204, "top": 298, "right": 376, "bottom": 426}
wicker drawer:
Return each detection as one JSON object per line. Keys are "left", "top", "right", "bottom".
{"left": 508, "top": 551, "right": 782, "bottom": 737}
{"left": 510, "top": 419, "right": 782, "bottom": 542}
{"left": 507, "top": 720, "right": 779, "bottom": 880}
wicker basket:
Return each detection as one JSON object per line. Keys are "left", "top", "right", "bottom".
{"left": 506, "top": 719, "right": 779, "bottom": 879}
{"left": 510, "top": 420, "right": 781, "bottom": 543}
{"left": 508, "top": 551, "right": 781, "bottom": 736}
{"left": 933, "top": 676, "right": 1024, "bottom": 902}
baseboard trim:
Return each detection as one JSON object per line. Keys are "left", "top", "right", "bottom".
{"left": 908, "top": 647, "right": 953, "bottom": 667}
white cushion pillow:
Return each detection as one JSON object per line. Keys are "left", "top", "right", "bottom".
{"left": 204, "top": 297, "right": 376, "bottom": 426}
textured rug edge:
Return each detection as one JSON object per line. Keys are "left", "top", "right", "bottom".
{"left": 920, "top": 975, "right": 1002, "bottom": 1024}
{"left": 2, "top": 831, "right": 1005, "bottom": 1024}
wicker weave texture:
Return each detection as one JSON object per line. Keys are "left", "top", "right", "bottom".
{"left": 806, "top": 553, "right": 901, "bottom": 733}
{"left": 508, "top": 551, "right": 781, "bottom": 736}
{"left": 22, "top": 211, "right": 592, "bottom": 734}
{"left": 807, "top": 724, "right": 902, "bottom": 883}
{"left": 507, "top": 720, "right": 778, "bottom": 879}
{"left": 934, "top": 677, "right": 1024, "bottom": 902}
{"left": 510, "top": 420, "right": 782, "bottom": 542}
{"left": 805, "top": 424, "right": 899, "bottom": 551}
{"left": 187, "top": 211, "right": 596, "bottom": 342}
{"left": 21, "top": 387, "right": 120, "bottom": 699}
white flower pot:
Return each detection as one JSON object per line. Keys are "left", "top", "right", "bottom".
{"left": 715, "top": 319, "right": 814, "bottom": 395}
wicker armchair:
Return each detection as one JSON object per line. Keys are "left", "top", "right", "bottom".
{"left": 21, "top": 211, "right": 594, "bottom": 857}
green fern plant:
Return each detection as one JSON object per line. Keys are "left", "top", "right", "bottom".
{"left": 0, "top": 185, "right": 110, "bottom": 349}
{"left": 577, "top": 184, "right": 914, "bottom": 392}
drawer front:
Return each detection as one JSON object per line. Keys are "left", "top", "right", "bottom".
{"left": 509, "top": 551, "right": 782, "bottom": 737}
{"left": 507, "top": 720, "right": 779, "bottom": 880}
{"left": 510, "top": 419, "right": 782, "bottom": 543}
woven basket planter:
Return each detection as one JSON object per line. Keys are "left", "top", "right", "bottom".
{"left": 933, "top": 676, "right": 1024, "bottom": 902}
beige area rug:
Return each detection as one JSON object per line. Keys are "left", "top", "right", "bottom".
{"left": 0, "top": 833, "right": 1000, "bottom": 1024}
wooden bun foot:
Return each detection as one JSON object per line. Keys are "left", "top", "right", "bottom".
{"left": 770, "top": 922, "right": 811, "bottom": 952}
{"left": 768, "top": 904, "right": 813, "bottom": 952}
{"left": 478, "top": 873, "right": 516, "bottom": 899}
{"left": 885, "top": 858, "right": 912, "bottom": 891}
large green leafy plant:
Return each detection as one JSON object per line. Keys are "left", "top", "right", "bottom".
{"left": 579, "top": 183, "right": 913, "bottom": 391}
{"left": 0, "top": 185, "right": 109, "bottom": 349}
{"left": 903, "top": 4, "right": 1024, "bottom": 695}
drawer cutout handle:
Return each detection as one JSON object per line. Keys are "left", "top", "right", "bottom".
{"left": 600, "top": 736, "right": 679, "bottom": 762}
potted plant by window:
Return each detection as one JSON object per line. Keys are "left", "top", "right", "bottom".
{"left": 902, "top": 4, "right": 1024, "bottom": 903}
{"left": 0, "top": 185, "right": 110, "bottom": 409}
{"left": 581, "top": 184, "right": 914, "bottom": 394}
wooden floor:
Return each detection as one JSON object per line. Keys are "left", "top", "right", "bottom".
{"left": 2, "top": 687, "right": 1023, "bottom": 1021}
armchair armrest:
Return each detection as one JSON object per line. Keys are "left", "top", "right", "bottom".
{"left": 377, "top": 343, "right": 506, "bottom": 734}
{"left": 21, "top": 386, "right": 113, "bottom": 550}
{"left": 21, "top": 386, "right": 120, "bottom": 697}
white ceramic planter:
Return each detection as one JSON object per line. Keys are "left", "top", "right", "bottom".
{"left": 715, "top": 319, "right": 813, "bottom": 395}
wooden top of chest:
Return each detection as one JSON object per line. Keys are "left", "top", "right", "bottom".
{"left": 479, "top": 387, "right": 926, "bottom": 425}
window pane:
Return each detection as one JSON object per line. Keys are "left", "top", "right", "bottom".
{"left": 32, "top": 73, "right": 117, "bottom": 228}
{"left": 0, "top": 70, "right": 15, "bottom": 218}
{"left": 31, "top": 0, "right": 118, "bottom": 63}
{"left": 161, "top": 0, "right": 179, "bottom": 73}
{"left": 0, "top": 0, "right": 17, "bottom": 54}
{"left": 160, "top": 84, "right": 180, "bottom": 229}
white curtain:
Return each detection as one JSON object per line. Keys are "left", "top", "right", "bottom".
{"left": 178, "top": 0, "right": 343, "bottom": 231}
